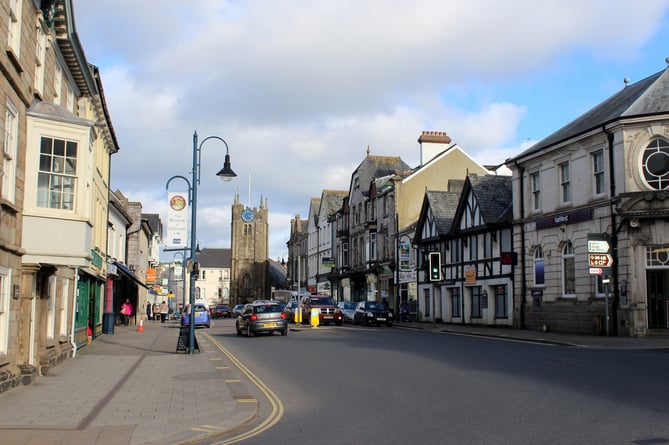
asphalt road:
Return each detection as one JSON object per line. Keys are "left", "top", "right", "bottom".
{"left": 205, "top": 319, "right": 669, "bottom": 445}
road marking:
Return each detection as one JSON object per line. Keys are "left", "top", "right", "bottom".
{"left": 203, "top": 332, "right": 284, "bottom": 445}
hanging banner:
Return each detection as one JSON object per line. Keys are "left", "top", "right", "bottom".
{"left": 166, "top": 192, "right": 188, "bottom": 248}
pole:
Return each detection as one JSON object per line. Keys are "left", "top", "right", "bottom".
{"left": 188, "top": 131, "right": 199, "bottom": 353}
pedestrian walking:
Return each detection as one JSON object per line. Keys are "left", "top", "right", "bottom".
{"left": 159, "top": 300, "right": 169, "bottom": 323}
{"left": 120, "top": 299, "right": 133, "bottom": 326}
{"left": 146, "top": 301, "right": 152, "bottom": 322}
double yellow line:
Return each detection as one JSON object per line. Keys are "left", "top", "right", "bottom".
{"left": 203, "top": 333, "right": 284, "bottom": 444}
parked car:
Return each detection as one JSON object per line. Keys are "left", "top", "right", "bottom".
{"left": 284, "top": 301, "right": 300, "bottom": 323}
{"left": 212, "top": 304, "right": 232, "bottom": 319}
{"left": 353, "top": 301, "right": 394, "bottom": 327}
{"left": 337, "top": 301, "right": 357, "bottom": 323}
{"left": 236, "top": 301, "right": 288, "bottom": 337}
{"left": 232, "top": 304, "right": 245, "bottom": 318}
{"left": 300, "top": 295, "right": 343, "bottom": 326}
{"left": 181, "top": 304, "right": 211, "bottom": 328}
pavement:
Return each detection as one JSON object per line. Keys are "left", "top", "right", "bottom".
{"left": 0, "top": 319, "right": 667, "bottom": 445}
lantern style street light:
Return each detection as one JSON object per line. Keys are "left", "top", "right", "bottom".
{"left": 166, "top": 131, "right": 236, "bottom": 353}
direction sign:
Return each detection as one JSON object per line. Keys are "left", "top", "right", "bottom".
{"left": 587, "top": 239, "right": 610, "bottom": 253}
{"left": 589, "top": 267, "right": 603, "bottom": 275}
{"left": 588, "top": 253, "right": 613, "bottom": 268}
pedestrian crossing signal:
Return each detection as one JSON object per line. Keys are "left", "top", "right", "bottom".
{"left": 428, "top": 252, "right": 441, "bottom": 281}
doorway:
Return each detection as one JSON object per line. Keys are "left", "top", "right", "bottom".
{"left": 647, "top": 270, "right": 669, "bottom": 328}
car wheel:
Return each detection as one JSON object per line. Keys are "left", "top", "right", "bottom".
{"left": 281, "top": 327, "right": 288, "bottom": 336}
{"left": 236, "top": 325, "right": 242, "bottom": 336}
{"left": 335, "top": 321, "right": 342, "bottom": 326}
{"left": 363, "top": 318, "right": 368, "bottom": 327}
{"left": 246, "top": 325, "right": 255, "bottom": 337}
{"left": 386, "top": 321, "right": 393, "bottom": 327}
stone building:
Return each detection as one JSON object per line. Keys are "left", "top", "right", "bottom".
{"left": 507, "top": 63, "right": 669, "bottom": 336}
{"left": 230, "top": 194, "right": 269, "bottom": 305}
{"left": 0, "top": 0, "right": 119, "bottom": 392}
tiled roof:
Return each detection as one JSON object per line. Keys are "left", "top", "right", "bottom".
{"left": 425, "top": 191, "right": 460, "bottom": 235}
{"left": 468, "top": 175, "right": 512, "bottom": 224}
{"left": 354, "top": 155, "right": 410, "bottom": 195}
{"left": 196, "top": 248, "right": 231, "bottom": 268}
{"left": 320, "top": 190, "right": 348, "bottom": 217}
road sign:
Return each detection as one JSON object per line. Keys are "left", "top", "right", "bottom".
{"left": 588, "top": 253, "right": 613, "bottom": 268}
{"left": 587, "top": 239, "right": 610, "bottom": 253}
{"left": 589, "top": 267, "right": 603, "bottom": 275}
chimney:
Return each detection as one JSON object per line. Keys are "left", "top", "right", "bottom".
{"left": 417, "top": 131, "right": 452, "bottom": 166}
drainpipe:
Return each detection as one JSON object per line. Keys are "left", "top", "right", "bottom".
{"left": 516, "top": 162, "right": 526, "bottom": 329}
{"left": 70, "top": 267, "right": 80, "bottom": 358}
{"left": 604, "top": 127, "right": 619, "bottom": 335}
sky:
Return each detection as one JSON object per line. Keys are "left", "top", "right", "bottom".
{"left": 73, "top": 0, "right": 669, "bottom": 262}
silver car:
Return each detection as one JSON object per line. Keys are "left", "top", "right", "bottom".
{"left": 236, "top": 302, "right": 288, "bottom": 337}
{"left": 337, "top": 301, "right": 357, "bottom": 322}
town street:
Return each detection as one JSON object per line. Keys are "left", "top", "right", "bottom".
{"left": 204, "top": 319, "right": 669, "bottom": 445}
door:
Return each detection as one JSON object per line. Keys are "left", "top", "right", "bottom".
{"left": 647, "top": 270, "right": 669, "bottom": 328}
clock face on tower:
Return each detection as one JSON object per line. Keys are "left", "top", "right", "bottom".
{"left": 241, "top": 209, "right": 255, "bottom": 222}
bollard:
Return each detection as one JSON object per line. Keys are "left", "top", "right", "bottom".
{"left": 310, "top": 308, "right": 320, "bottom": 327}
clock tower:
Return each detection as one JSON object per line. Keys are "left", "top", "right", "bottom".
{"left": 230, "top": 193, "right": 269, "bottom": 304}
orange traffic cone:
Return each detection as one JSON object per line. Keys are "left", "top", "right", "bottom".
{"left": 137, "top": 318, "right": 144, "bottom": 332}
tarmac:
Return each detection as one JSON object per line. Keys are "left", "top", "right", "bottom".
{"left": 0, "top": 318, "right": 667, "bottom": 445}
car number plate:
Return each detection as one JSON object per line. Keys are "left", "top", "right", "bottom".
{"left": 323, "top": 315, "right": 333, "bottom": 319}
{"left": 378, "top": 317, "right": 386, "bottom": 321}
{"left": 195, "top": 312, "right": 202, "bottom": 316}
{"left": 264, "top": 322, "right": 277, "bottom": 327}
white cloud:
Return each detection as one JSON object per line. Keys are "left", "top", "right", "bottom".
{"left": 73, "top": 0, "right": 669, "bottom": 259}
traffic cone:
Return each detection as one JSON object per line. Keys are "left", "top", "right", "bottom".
{"left": 137, "top": 318, "right": 144, "bottom": 332}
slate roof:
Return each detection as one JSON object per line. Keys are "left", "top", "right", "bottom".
{"left": 425, "top": 191, "right": 461, "bottom": 235}
{"left": 142, "top": 213, "right": 162, "bottom": 236}
{"left": 512, "top": 66, "right": 669, "bottom": 160}
{"left": 353, "top": 155, "right": 410, "bottom": 196}
{"left": 467, "top": 174, "right": 513, "bottom": 225}
{"left": 268, "top": 259, "right": 288, "bottom": 288}
{"left": 320, "top": 190, "right": 348, "bottom": 218}
{"left": 196, "top": 248, "right": 231, "bottom": 268}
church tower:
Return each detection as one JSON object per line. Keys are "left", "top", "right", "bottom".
{"left": 230, "top": 193, "right": 269, "bottom": 305}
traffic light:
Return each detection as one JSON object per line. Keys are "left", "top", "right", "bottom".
{"left": 428, "top": 252, "right": 441, "bottom": 281}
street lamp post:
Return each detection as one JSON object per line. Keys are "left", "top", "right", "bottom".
{"left": 166, "top": 131, "right": 236, "bottom": 354}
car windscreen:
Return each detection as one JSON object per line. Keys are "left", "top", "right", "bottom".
{"left": 254, "top": 304, "right": 282, "bottom": 313}
{"left": 366, "top": 302, "right": 385, "bottom": 310}
{"left": 311, "top": 298, "right": 334, "bottom": 305}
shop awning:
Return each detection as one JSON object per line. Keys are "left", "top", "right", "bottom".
{"left": 114, "top": 261, "right": 147, "bottom": 288}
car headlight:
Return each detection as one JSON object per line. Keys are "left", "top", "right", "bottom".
{"left": 388, "top": 313, "right": 394, "bottom": 318}
{"left": 366, "top": 312, "right": 374, "bottom": 317}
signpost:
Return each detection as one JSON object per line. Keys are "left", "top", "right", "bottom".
{"left": 587, "top": 233, "right": 613, "bottom": 336}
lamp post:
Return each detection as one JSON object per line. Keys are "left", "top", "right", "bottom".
{"left": 173, "top": 252, "right": 186, "bottom": 311}
{"left": 167, "top": 131, "right": 236, "bottom": 353}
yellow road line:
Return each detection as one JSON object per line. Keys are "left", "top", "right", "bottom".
{"left": 202, "top": 332, "right": 284, "bottom": 445}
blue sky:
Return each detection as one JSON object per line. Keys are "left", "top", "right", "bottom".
{"left": 73, "top": 0, "right": 669, "bottom": 261}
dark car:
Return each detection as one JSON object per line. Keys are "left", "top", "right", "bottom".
{"left": 181, "top": 304, "right": 210, "bottom": 328}
{"left": 212, "top": 304, "right": 231, "bottom": 319}
{"left": 353, "top": 301, "right": 394, "bottom": 327}
{"left": 300, "top": 295, "right": 343, "bottom": 326}
{"left": 236, "top": 301, "right": 288, "bottom": 337}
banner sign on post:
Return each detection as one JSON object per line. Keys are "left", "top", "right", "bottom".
{"left": 166, "top": 192, "right": 188, "bottom": 248}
